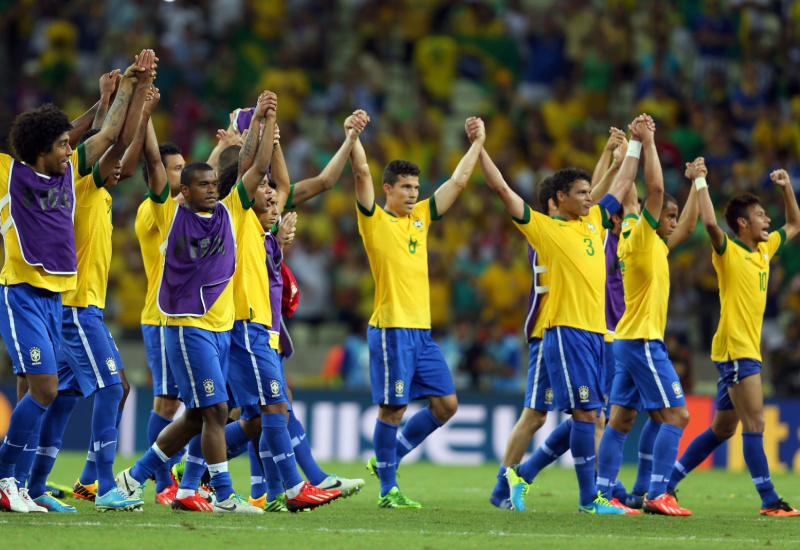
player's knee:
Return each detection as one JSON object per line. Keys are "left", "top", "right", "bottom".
{"left": 432, "top": 397, "right": 458, "bottom": 424}
{"left": 240, "top": 418, "right": 261, "bottom": 439}
{"left": 741, "top": 415, "right": 765, "bottom": 434}
{"left": 201, "top": 402, "right": 229, "bottom": 426}
{"left": 667, "top": 407, "right": 690, "bottom": 430}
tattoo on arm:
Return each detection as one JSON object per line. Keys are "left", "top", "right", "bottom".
{"left": 238, "top": 128, "right": 259, "bottom": 180}
{"left": 92, "top": 100, "right": 110, "bottom": 130}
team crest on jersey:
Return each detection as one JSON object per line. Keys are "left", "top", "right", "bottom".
{"left": 413, "top": 220, "right": 423, "bottom": 228}
{"left": 672, "top": 382, "right": 683, "bottom": 397}
{"left": 30, "top": 347, "right": 41, "bottom": 365}
{"left": 203, "top": 379, "right": 215, "bottom": 395}
{"left": 394, "top": 380, "right": 404, "bottom": 397}
{"left": 270, "top": 379, "right": 280, "bottom": 396}
{"left": 544, "top": 388, "right": 554, "bottom": 405}
{"left": 587, "top": 223, "right": 597, "bottom": 234}
{"left": 106, "top": 358, "right": 118, "bottom": 373}
{"left": 763, "top": 253, "right": 768, "bottom": 260}
{"left": 578, "top": 386, "right": 590, "bottom": 402}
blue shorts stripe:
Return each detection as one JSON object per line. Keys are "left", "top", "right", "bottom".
{"left": 160, "top": 325, "right": 168, "bottom": 392}
{"left": 3, "top": 286, "right": 25, "bottom": 372}
{"left": 179, "top": 326, "right": 199, "bottom": 408}
{"left": 556, "top": 327, "right": 575, "bottom": 409}
{"left": 644, "top": 341, "right": 669, "bottom": 408}
{"left": 243, "top": 321, "right": 266, "bottom": 404}
{"left": 381, "top": 328, "right": 389, "bottom": 405}
{"left": 71, "top": 306, "right": 104, "bottom": 389}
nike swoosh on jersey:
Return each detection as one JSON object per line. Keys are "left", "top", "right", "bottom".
{"left": 389, "top": 220, "right": 398, "bottom": 223}
{"left": 558, "top": 223, "right": 569, "bottom": 227}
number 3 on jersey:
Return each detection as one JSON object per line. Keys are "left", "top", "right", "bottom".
{"left": 584, "top": 238, "right": 594, "bottom": 256}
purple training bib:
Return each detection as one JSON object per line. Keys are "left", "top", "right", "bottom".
{"left": 264, "top": 232, "right": 294, "bottom": 357}
{"left": 158, "top": 203, "right": 236, "bottom": 316}
{"left": 4, "top": 160, "right": 77, "bottom": 274}
{"left": 604, "top": 230, "right": 625, "bottom": 333}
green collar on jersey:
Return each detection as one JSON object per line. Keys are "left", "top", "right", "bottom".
{"left": 732, "top": 238, "right": 753, "bottom": 252}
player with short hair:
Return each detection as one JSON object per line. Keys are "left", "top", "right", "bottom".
{"left": 115, "top": 91, "right": 280, "bottom": 515}
{"left": 665, "top": 169, "right": 800, "bottom": 517}
{"left": 595, "top": 117, "right": 702, "bottom": 517}
{"left": 480, "top": 116, "right": 647, "bottom": 514}
{"left": 355, "top": 116, "right": 486, "bottom": 508}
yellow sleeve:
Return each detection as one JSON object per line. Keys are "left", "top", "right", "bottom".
{"left": 766, "top": 229, "right": 787, "bottom": 260}
{"left": 74, "top": 143, "right": 90, "bottom": 178}
{"left": 0, "top": 153, "right": 12, "bottom": 176}
{"left": 356, "top": 200, "right": 380, "bottom": 237}
{"left": 624, "top": 209, "right": 659, "bottom": 251}
{"left": 586, "top": 204, "right": 610, "bottom": 231}
{"left": 413, "top": 198, "right": 435, "bottom": 224}
{"left": 221, "top": 180, "right": 255, "bottom": 227}
{"left": 151, "top": 192, "right": 178, "bottom": 235}
{"left": 511, "top": 203, "right": 552, "bottom": 250}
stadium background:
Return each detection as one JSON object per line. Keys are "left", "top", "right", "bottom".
{"left": 1, "top": 0, "right": 800, "bottom": 468}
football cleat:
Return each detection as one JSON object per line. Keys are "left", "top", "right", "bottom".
{"left": 44, "top": 482, "right": 71, "bottom": 499}
{"left": 155, "top": 484, "right": 178, "bottom": 505}
{"left": 578, "top": 493, "right": 626, "bottom": 515}
{"left": 248, "top": 493, "right": 266, "bottom": 509}
{"left": 171, "top": 460, "right": 186, "bottom": 486}
{"left": 760, "top": 499, "right": 800, "bottom": 517}
{"left": 505, "top": 465, "right": 529, "bottom": 512}
{"left": 366, "top": 456, "right": 400, "bottom": 481}
{"left": 489, "top": 495, "right": 513, "bottom": 510}
{"left": 72, "top": 479, "right": 97, "bottom": 502}
{"left": 377, "top": 487, "right": 422, "bottom": 509}
{"left": 624, "top": 493, "right": 646, "bottom": 509}
{"left": 286, "top": 482, "right": 340, "bottom": 512}
{"left": 18, "top": 488, "right": 48, "bottom": 513}
{"left": 0, "top": 477, "right": 28, "bottom": 513}
{"left": 643, "top": 493, "right": 691, "bottom": 516}
{"left": 608, "top": 497, "right": 641, "bottom": 515}
{"left": 214, "top": 494, "right": 263, "bottom": 514}
{"left": 172, "top": 491, "right": 215, "bottom": 512}
{"left": 95, "top": 488, "right": 144, "bottom": 512}
{"left": 315, "top": 474, "right": 364, "bottom": 497}
{"left": 114, "top": 468, "right": 144, "bottom": 500}
{"left": 33, "top": 492, "right": 77, "bottom": 512}
{"left": 265, "top": 493, "right": 289, "bottom": 512}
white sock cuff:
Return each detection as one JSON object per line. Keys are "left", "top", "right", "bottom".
{"left": 207, "top": 461, "right": 229, "bottom": 475}
{"left": 151, "top": 443, "right": 169, "bottom": 462}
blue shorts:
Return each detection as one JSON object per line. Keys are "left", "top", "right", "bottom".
{"left": 542, "top": 327, "right": 604, "bottom": 412}
{"left": 612, "top": 339, "right": 685, "bottom": 411}
{"left": 228, "top": 321, "right": 288, "bottom": 408}
{"left": 523, "top": 338, "right": 554, "bottom": 411}
{"left": 714, "top": 359, "right": 761, "bottom": 411}
{"left": 142, "top": 324, "right": 179, "bottom": 397}
{"left": 165, "top": 326, "right": 230, "bottom": 409}
{"left": 0, "top": 284, "right": 62, "bottom": 376}
{"left": 602, "top": 341, "right": 616, "bottom": 414}
{"left": 367, "top": 326, "right": 455, "bottom": 405}
{"left": 57, "top": 306, "right": 123, "bottom": 397}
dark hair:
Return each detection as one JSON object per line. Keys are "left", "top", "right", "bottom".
{"left": 551, "top": 167, "right": 592, "bottom": 201}
{"left": 9, "top": 104, "right": 73, "bottom": 165}
{"left": 536, "top": 176, "right": 556, "bottom": 214}
{"left": 78, "top": 128, "right": 100, "bottom": 145}
{"left": 218, "top": 145, "right": 241, "bottom": 173}
{"left": 664, "top": 193, "right": 678, "bottom": 209}
{"left": 142, "top": 141, "right": 184, "bottom": 184}
{"left": 217, "top": 162, "right": 239, "bottom": 199}
{"left": 180, "top": 162, "right": 215, "bottom": 188}
{"left": 382, "top": 159, "right": 420, "bottom": 186}
{"left": 724, "top": 193, "right": 761, "bottom": 235}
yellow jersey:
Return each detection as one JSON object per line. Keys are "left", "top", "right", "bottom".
{"left": 512, "top": 204, "right": 609, "bottom": 334}
{"left": 615, "top": 211, "right": 670, "bottom": 340}
{"left": 135, "top": 191, "right": 168, "bottom": 325}
{"left": 0, "top": 146, "right": 86, "bottom": 292}
{"left": 357, "top": 197, "right": 439, "bottom": 329}
{"left": 526, "top": 246, "right": 550, "bottom": 340}
{"left": 62, "top": 162, "right": 113, "bottom": 308}
{"left": 711, "top": 230, "right": 785, "bottom": 362}
{"left": 232, "top": 210, "right": 272, "bottom": 327}
{"left": 151, "top": 182, "right": 254, "bottom": 332}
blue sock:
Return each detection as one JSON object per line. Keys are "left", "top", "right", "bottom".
{"left": 632, "top": 420, "right": 661, "bottom": 495}
{"left": 742, "top": 432, "right": 780, "bottom": 508}
{"left": 248, "top": 440, "right": 267, "bottom": 498}
{"left": 148, "top": 412, "right": 174, "bottom": 493}
{"left": 667, "top": 427, "right": 723, "bottom": 492}
{"left": 129, "top": 443, "right": 169, "bottom": 484}
{"left": 14, "top": 415, "right": 42, "bottom": 488}
{"left": 596, "top": 425, "right": 627, "bottom": 499}
{"left": 259, "top": 434, "right": 286, "bottom": 501}
{"left": 92, "top": 384, "right": 124, "bottom": 495}
{"left": 116, "top": 409, "right": 123, "bottom": 430}
{"left": 27, "top": 393, "right": 79, "bottom": 498}
{"left": 571, "top": 419, "right": 598, "bottom": 506}
{"left": 225, "top": 421, "right": 251, "bottom": 459}
{"left": 288, "top": 410, "right": 327, "bottom": 485}
{"left": 374, "top": 419, "right": 399, "bottom": 497}
{"left": 395, "top": 407, "right": 442, "bottom": 464}
{"left": 649, "top": 423, "right": 683, "bottom": 498}
{"left": 79, "top": 436, "right": 97, "bottom": 485}
{"left": 518, "top": 418, "right": 572, "bottom": 483}
{"left": 0, "top": 394, "right": 47, "bottom": 479}
{"left": 179, "top": 435, "right": 206, "bottom": 490}
{"left": 261, "top": 413, "right": 304, "bottom": 490}
{"left": 611, "top": 480, "right": 629, "bottom": 501}
{"left": 207, "top": 462, "right": 233, "bottom": 502}
{"left": 491, "top": 464, "right": 509, "bottom": 502}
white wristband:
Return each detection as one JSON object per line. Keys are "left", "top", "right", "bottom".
{"left": 626, "top": 141, "right": 642, "bottom": 159}
{"left": 694, "top": 177, "right": 708, "bottom": 191}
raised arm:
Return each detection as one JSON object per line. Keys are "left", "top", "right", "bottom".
{"left": 119, "top": 86, "right": 159, "bottom": 180}
{"left": 82, "top": 49, "right": 157, "bottom": 167}
{"left": 207, "top": 127, "right": 243, "bottom": 171}
{"left": 621, "top": 176, "right": 639, "bottom": 217}
{"left": 603, "top": 115, "right": 652, "bottom": 208}
{"left": 668, "top": 158, "right": 705, "bottom": 250}
{"left": 591, "top": 127, "right": 625, "bottom": 190}
{"left": 143, "top": 119, "right": 168, "bottom": 197}
{"left": 93, "top": 70, "right": 121, "bottom": 129}
{"left": 771, "top": 169, "right": 800, "bottom": 241}
{"left": 270, "top": 124, "right": 292, "bottom": 212}
{"left": 238, "top": 104, "right": 263, "bottom": 181}
{"left": 350, "top": 121, "right": 374, "bottom": 212}
{"left": 288, "top": 112, "right": 369, "bottom": 209}
{"left": 590, "top": 132, "right": 627, "bottom": 203}
{"left": 636, "top": 114, "right": 664, "bottom": 220}
{"left": 432, "top": 117, "right": 486, "bottom": 216}
{"left": 697, "top": 165, "right": 725, "bottom": 252}
{"left": 240, "top": 91, "right": 277, "bottom": 201}
{"left": 478, "top": 147, "right": 526, "bottom": 220}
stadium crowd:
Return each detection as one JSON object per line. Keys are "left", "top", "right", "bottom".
{"left": 2, "top": 0, "right": 800, "bottom": 396}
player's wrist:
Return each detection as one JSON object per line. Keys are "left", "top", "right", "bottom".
{"left": 626, "top": 140, "right": 642, "bottom": 159}
{"left": 694, "top": 177, "right": 707, "bottom": 191}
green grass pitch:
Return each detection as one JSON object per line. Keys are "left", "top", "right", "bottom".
{"left": 2, "top": 452, "right": 798, "bottom": 550}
